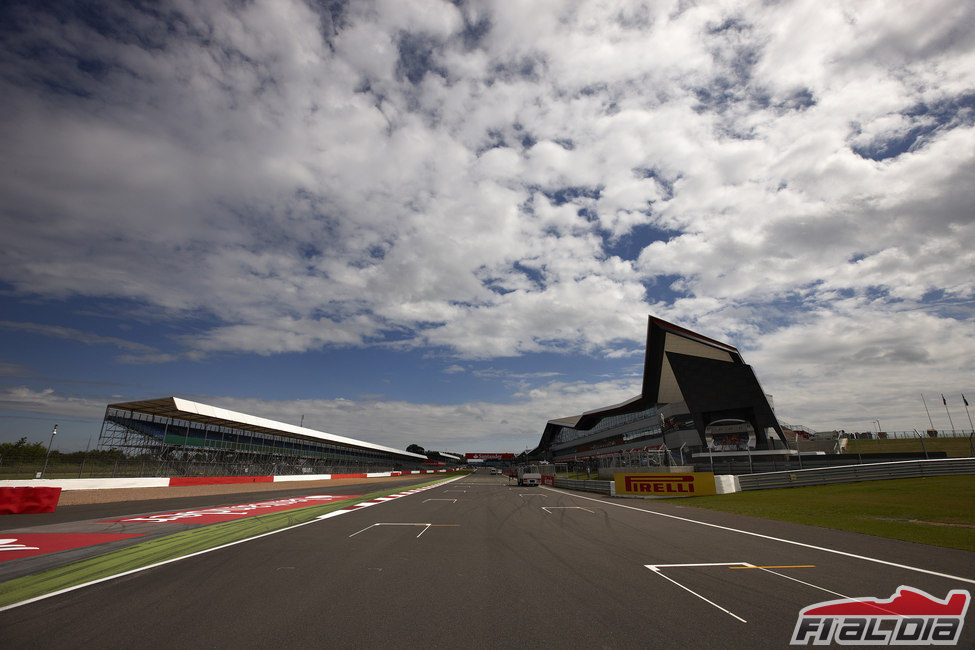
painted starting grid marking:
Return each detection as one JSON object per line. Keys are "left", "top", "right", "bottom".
{"left": 348, "top": 523, "right": 460, "bottom": 539}
{"left": 542, "top": 506, "right": 593, "bottom": 514}
{"left": 315, "top": 483, "right": 445, "bottom": 522}
{"left": 644, "top": 562, "right": 830, "bottom": 624}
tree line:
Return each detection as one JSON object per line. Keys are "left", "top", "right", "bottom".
{"left": 0, "top": 437, "right": 124, "bottom": 464}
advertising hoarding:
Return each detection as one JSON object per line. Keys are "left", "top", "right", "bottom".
{"left": 613, "top": 473, "right": 716, "bottom": 497}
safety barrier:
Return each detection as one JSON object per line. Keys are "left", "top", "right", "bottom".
{"left": 0, "top": 468, "right": 458, "bottom": 492}
{"left": 553, "top": 477, "right": 612, "bottom": 495}
{"left": 736, "top": 457, "right": 975, "bottom": 491}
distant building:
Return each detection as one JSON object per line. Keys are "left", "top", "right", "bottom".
{"left": 528, "top": 316, "right": 785, "bottom": 461}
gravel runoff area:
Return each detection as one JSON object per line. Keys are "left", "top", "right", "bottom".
{"left": 55, "top": 474, "right": 445, "bottom": 506}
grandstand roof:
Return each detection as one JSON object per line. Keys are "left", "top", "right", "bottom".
{"left": 107, "top": 396, "right": 426, "bottom": 459}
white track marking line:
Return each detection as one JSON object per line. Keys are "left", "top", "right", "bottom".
{"left": 540, "top": 486, "right": 975, "bottom": 585}
{"left": 646, "top": 564, "right": 747, "bottom": 623}
{"left": 519, "top": 493, "right": 548, "bottom": 497}
{"left": 753, "top": 565, "right": 849, "bottom": 599}
{"left": 349, "top": 523, "right": 435, "bottom": 538}
{"left": 348, "top": 523, "right": 381, "bottom": 537}
{"left": 649, "top": 562, "right": 850, "bottom": 621}
{"left": 422, "top": 499, "right": 456, "bottom": 503}
{"left": 541, "top": 506, "right": 594, "bottom": 514}
{"left": 0, "top": 475, "right": 466, "bottom": 613}
{"left": 651, "top": 562, "right": 749, "bottom": 568}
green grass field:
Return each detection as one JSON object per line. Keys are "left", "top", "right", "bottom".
{"left": 843, "top": 436, "right": 974, "bottom": 458}
{"left": 663, "top": 475, "right": 975, "bottom": 552}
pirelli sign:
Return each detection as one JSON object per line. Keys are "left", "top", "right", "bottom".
{"left": 613, "top": 473, "right": 716, "bottom": 497}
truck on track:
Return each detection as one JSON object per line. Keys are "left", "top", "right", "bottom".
{"left": 516, "top": 465, "right": 541, "bottom": 487}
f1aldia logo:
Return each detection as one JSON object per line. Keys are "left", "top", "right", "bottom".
{"left": 791, "top": 585, "right": 970, "bottom": 645}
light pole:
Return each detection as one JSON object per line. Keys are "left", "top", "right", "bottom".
{"left": 39, "top": 424, "right": 57, "bottom": 478}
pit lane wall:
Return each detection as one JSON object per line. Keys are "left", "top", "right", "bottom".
{"left": 0, "top": 469, "right": 457, "bottom": 512}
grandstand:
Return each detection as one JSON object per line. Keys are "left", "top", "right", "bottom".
{"left": 528, "top": 316, "right": 786, "bottom": 462}
{"left": 98, "top": 397, "right": 428, "bottom": 476}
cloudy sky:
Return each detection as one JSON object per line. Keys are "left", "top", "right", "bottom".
{"left": 1, "top": 0, "right": 973, "bottom": 454}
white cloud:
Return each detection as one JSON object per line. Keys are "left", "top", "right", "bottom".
{"left": 0, "top": 0, "right": 972, "bottom": 438}
{"left": 197, "top": 374, "right": 642, "bottom": 453}
{"left": 0, "top": 387, "right": 107, "bottom": 420}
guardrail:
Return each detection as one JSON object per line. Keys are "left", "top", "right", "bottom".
{"left": 736, "top": 457, "right": 975, "bottom": 491}
{"left": 553, "top": 477, "right": 612, "bottom": 495}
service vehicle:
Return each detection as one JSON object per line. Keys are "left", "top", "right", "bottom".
{"left": 516, "top": 464, "right": 541, "bottom": 487}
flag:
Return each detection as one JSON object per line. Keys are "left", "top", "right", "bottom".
{"left": 942, "top": 393, "right": 947, "bottom": 406}
{"left": 964, "top": 394, "right": 970, "bottom": 407}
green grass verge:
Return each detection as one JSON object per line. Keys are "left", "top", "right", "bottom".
{"left": 660, "top": 475, "right": 975, "bottom": 552}
{"left": 0, "top": 475, "right": 460, "bottom": 608}
{"left": 843, "top": 437, "right": 974, "bottom": 458}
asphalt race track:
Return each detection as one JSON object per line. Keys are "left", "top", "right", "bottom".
{"left": 1, "top": 469, "right": 973, "bottom": 648}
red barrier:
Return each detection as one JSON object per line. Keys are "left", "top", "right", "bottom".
{"left": 330, "top": 473, "right": 367, "bottom": 479}
{"left": 0, "top": 487, "right": 62, "bottom": 514}
{"left": 168, "top": 476, "right": 273, "bottom": 487}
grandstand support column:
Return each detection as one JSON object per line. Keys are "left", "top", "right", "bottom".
{"left": 96, "top": 407, "right": 108, "bottom": 448}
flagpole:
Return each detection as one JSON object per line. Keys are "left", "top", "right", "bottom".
{"left": 921, "top": 393, "right": 935, "bottom": 432}
{"left": 963, "top": 394, "right": 973, "bottom": 457}
{"left": 941, "top": 394, "right": 955, "bottom": 434}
